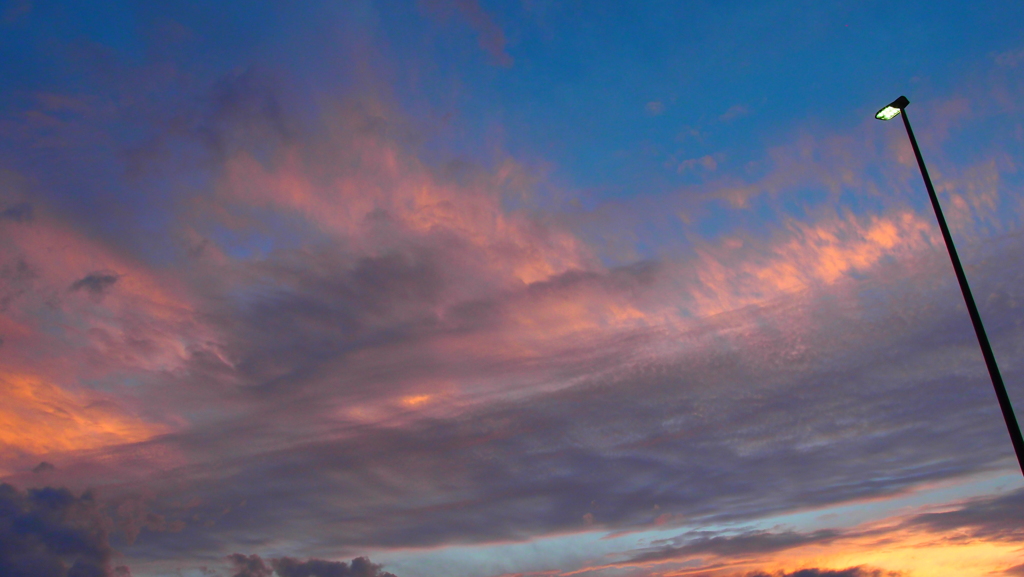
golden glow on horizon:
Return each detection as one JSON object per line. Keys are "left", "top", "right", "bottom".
{"left": 753, "top": 525, "right": 1024, "bottom": 577}
{"left": 583, "top": 506, "right": 1024, "bottom": 577}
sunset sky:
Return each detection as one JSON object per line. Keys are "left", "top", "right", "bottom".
{"left": 3, "top": 2, "right": 1024, "bottom": 576}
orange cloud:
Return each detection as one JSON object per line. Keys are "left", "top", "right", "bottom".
{"left": 401, "top": 394, "right": 433, "bottom": 407}
{"left": 685, "top": 210, "right": 937, "bottom": 319}
{"left": 0, "top": 372, "right": 163, "bottom": 473}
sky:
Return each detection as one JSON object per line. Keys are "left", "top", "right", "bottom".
{"left": 2, "top": 1, "right": 1024, "bottom": 576}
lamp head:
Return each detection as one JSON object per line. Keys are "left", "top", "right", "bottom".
{"left": 875, "top": 96, "right": 910, "bottom": 120}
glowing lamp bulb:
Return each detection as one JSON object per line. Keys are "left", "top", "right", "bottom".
{"left": 875, "top": 95, "right": 910, "bottom": 121}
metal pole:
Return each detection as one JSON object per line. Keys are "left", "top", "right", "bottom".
{"left": 900, "top": 108, "right": 1024, "bottom": 476}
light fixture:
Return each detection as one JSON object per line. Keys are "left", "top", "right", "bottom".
{"left": 875, "top": 95, "right": 909, "bottom": 120}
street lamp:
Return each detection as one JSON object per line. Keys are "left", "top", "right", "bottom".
{"left": 876, "top": 95, "right": 1024, "bottom": 476}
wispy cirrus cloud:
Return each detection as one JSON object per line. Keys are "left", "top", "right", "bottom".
{"left": 418, "top": 0, "right": 514, "bottom": 66}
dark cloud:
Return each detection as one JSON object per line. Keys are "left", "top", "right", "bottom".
{"left": 273, "top": 556, "right": 397, "bottom": 577}
{"left": 113, "top": 496, "right": 185, "bottom": 545}
{"left": 228, "top": 554, "right": 273, "bottom": 577}
{"left": 228, "top": 554, "right": 397, "bottom": 577}
{"left": 745, "top": 568, "right": 900, "bottom": 577}
{"left": 900, "top": 488, "right": 1024, "bottom": 542}
{"left": 1002, "top": 563, "right": 1024, "bottom": 576}
{"left": 33, "top": 462, "right": 56, "bottom": 474}
{"left": 0, "top": 483, "right": 125, "bottom": 577}
{"left": 231, "top": 247, "right": 450, "bottom": 394}
{"left": 69, "top": 271, "right": 120, "bottom": 295}
{"left": 1, "top": 202, "right": 33, "bottom": 222}
{"left": 0, "top": 257, "right": 37, "bottom": 311}
{"left": 195, "top": 66, "right": 294, "bottom": 161}
{"left": 623, "top": 529, "right": 841, "bottom": 564}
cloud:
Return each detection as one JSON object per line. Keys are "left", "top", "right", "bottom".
{"left": 675, "top": 154, "right": 718, "bottom": 174}
{"left": 899, "top": 487, "right": 1024, "bottom": 542}
{"left": 0, "top": 373, "right": 161, "bottom": 471}
{"left": 744, "top": 569, "right": 900, "bottom": 577}
{"left": 273, "top": 556, "right": 397, "bottom": 577}
{"left": 697, "top": 130, "right": 876, "bottom": 209}
{"left": 228, "top": 554, "right": 397, "bottom": 577}
{"left": 720, "top": 104, "right": 750, "bottom": 121}
{"left": 0, "top": 483, "right": 125, "bottom": 577}
{"left": 92, "top": 239, "right": 1024, "bottom": 557}
{"left": 69, "top": 271, "right": 120, "bottom": 295}
{"left": 993, "top": 47, "right": 1024, "bottom": 68}
{"left": 419, "top": 0, "right": 514, "bottom": 66}
{"left": 1, "top": 202, "right": 33, "bottom": 222}
{"left": 0, "top": 174, "right": 221, "bottom": 470}
{"left": 229, "top": 554, "right": 273, "bottom": 577}
{"left": 0, "top": 482, "right": 183, "bottom": 577}
{"left": 622, "top": 529, "right": 842, "bottom": 565}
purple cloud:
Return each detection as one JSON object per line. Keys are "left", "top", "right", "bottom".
{"left": 744, "top": 569, "right": 901, "bottom": 577}
{"left": 69, "top": 271, "right": 120, "bottom": 296}
{"left": 228, "top": 554, "right": 397, "bottom": 577}
{"left": 0, "top": 483, "right": 124, "bottom": 577}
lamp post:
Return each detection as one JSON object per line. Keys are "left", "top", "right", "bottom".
{"left": 875, "top": 95, "right": 1024, "bottom": 476}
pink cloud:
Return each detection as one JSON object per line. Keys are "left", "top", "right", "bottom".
{"left": 720, "top": 104, "right": 750, "bottom": 122}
